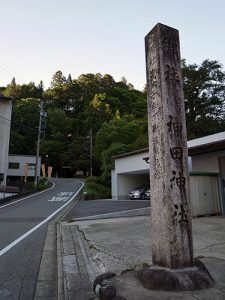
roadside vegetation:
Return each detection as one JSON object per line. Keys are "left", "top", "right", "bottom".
{"left": 84, "top": 177, "right": 111, "bottom": 200}
{"left": 33, "top": 177, "right": 49, "bottom": 190}
{"left": 1, "top": 59, "right": 225, "bottom": 198}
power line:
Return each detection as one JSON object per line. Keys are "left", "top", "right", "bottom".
{"left": 0, "top": 120, "right": 8, "bottom": 125}
{"left": 0, "top": 117, "right": 38, "bottom": 132}
{"left": 0, "top": 120, "right": 10, "bottom": 127}
{"left": 0, "top": 115, "right": 41, "bottom": 133}
{"left": 0, "top": 59, "right": 26, "bottom": 83}
{"left": 0, "top": 67, "right": 23, "bottom": 85}
{"left": 0, "top": 68, "right": 14, "bottom": 81}
{"left": 0, "top": 121, "right": 27, "bottom": 132}
{"left": 11, "top": 122, "right": 38, "bottom": 132}
{"left": 0, "top": 115, "right": 11, "bottom": 122}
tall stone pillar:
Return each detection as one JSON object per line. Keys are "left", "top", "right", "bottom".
{"left": 146, "top": 23, "right": 193, "bottom": 269}
{"left": 138, "top": 23, "right": 214, "bottom": 291}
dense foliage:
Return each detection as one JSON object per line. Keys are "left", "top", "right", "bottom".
{"left": 2, "top": 59, "right": 225, "bottom": 187}
{"left": 182, "top": 59, "right": 225, "bottom": 139}
{"left": 3, "top": 73, "right": 148, "bottom": 179}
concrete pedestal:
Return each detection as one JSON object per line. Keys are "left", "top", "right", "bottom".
{"left": 137, "top": 259, "right": 214, "bottom": 291}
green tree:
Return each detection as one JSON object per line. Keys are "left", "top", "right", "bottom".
{"left": 94, "top": 118, "right": 144, "bottom": 160}
{"left": 101, "top": 142, "right": 130, "bottom": 183}
{"left": 109, "top": 84, "right": 147, "bottom": 118}
{"left": 182, "top": 59, "right": 225, "bottom": 139}
{"left": 4, "top": 78, "right": 19, "bottom": 100}
{"left": 50, "top": 71, "right": 66, "bottom": 88}
{"left": 4, "top": 79, "right": 42, "bottom": 101}
{"left": 40, "top": 109, "right": 90, "bottom": 176}
{"left": 9, "top": 98, "right": 40, "bottom": 154}
{"left": 86, "top": 93, "right": 113, "bottom": 133}
{"left": 40, "top": 140, "right": 65, "bottom": 176}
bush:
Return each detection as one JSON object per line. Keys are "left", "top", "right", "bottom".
{"left": 32, "top": 177, "right": 48, "bottom": 190}
{"left": 84, "top": 176, "right": 111, "bottom": 200}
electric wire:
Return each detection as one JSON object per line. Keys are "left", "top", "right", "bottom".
{"left": 0, "top": 68, "right": 14, "bottom": 82}
{"left": 0, "top": 116, "right": 37, "bottom": 132}
{"left": 0, "top": 59, "right": 26, "bottom": 84}
{"left": 11, "top": 122, "right": 38, "bottom": 132}
{"left": 0, "top": 119, "right": 38, "bottom": 133}
{"left": 0, "top": 115, "right": 11, "bottom": 122}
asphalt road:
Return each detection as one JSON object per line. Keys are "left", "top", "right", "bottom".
{"left": 0, "top": 178, "right": 83, "bottom": 300}
{"left": 64, "top": 198, "right": 150, "bottom": 220}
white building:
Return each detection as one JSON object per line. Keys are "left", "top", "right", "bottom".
{"left": 0, "top": 95, "right": 12, "bottom": 186}
{"left": 7, "top": 154, "right": 41, "bottom": 180}
{"left": 111, "top": 132, "right": 225, "bottom": 216}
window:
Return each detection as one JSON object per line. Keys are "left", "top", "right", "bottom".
{"left": 28, "top": 163, "right": 36, "bottom": 170}
{"left": 8, "top": 162, "right": 20, "bottom": 169}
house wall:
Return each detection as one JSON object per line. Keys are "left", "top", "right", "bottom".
{"left": 7, "top": 155, "right": 41, "bottom": 178}
{"left": 115, "top": 151, "right": 149, "bottom": 174}
{"left": 191, "top": 150, "right": 225, "bottom": 173}
{"left": 0, "top": 99, "right": 12, "bottom": 186}
{"left": 112, "top": 148, "right": 224, "bottom": 215}
{"left": 190, "top": 175, "right": 221, "bottom": 216}
{"left": 111, "top": 170, "right": 117, "bottom": 199}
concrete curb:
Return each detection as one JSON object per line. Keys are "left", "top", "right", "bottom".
{"left": 61, "top": 217, "right": 225, "bottom": 300}
{"left": 72, "top": 207, "right": 150, "bottom": 222}
{"left": 34, "top": 186, "right": 84, "bottom": 299}
{"left": 58, "top": 223, "right": 98, "bottom": 299}
{"left": 57, "top": 223, "right": 64, "bottom": 300}
{"left": 57, "top": 208, "right": 150, "bottom": 299}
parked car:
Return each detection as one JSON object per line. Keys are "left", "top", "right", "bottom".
{"left": 144, "top": 187, "right": 150, "bottom": 199}
{"left": 129, "top": 185, "right": 150, "bottom": 200}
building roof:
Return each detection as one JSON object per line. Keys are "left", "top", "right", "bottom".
{"left": 113, "top": 148, "right": 148, "bottom": 159}
{"left": 187, "top": 131, "right": 225, "bottom": 156}
{"left": 0, "top": 94, "right": 12, "bottom": 101}
{"left": 114, "top": 131, "right": 225, "bottom": 159}
{"left": 8, "top": 154, "right": 41, "bottom": 158}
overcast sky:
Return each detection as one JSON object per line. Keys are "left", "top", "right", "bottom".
{"left": 1, "top": 0, "right": 225, "bottom": 91}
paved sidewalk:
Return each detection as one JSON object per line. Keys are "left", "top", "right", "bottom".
{"left": 58, "top": 212, "right": 225, "bottom": 299}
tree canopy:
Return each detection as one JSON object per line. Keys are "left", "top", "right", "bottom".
{"left": 182, "top": 59, "right": 225, "bottom": 139}
{"left": 2, "top": 59, "right": 225, "bottom": 180}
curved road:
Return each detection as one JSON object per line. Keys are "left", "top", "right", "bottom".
{"left": 0, "top": 178, "right": 83, "bottom": 300}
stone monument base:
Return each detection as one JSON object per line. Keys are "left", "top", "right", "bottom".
{"left": 137, "top": 259, "right": 215, "bottom": 291}
{"left": 92, "top": 257, "right": 225, "bottom": 299}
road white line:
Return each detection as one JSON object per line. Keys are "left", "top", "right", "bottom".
{"left": 0, "top": 181, "right": 56, "bottom": 210}
{"left": 0, "top": 180, "right": 84, "bottom": 257}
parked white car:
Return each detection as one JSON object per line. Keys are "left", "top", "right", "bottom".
{"left": 129, "top": 185, "right": 149, "bottom": 200}
{"left": 144, "top": 188, "right": 150, "bottom": 199}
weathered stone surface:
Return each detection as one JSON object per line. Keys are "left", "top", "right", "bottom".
{"left": 93, "top": 272, "right": 116, "bottom": 291}
{"left": 142, "top": 22, "right": 216, "bottom": 292}
{"left": 106, "top": 259, "right": 225, "bottom": 299}
{"left": 137, "top": 259, "right": 215, "bottom": 291}
{"left": 145, "top": 23, "right": 193, "bottom": 269}
{"left": 99, "top": 284, "right": 116, "bottom": 300}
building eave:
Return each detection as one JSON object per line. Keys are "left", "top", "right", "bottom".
{"left": 114, "top": 131, "right": 225, "bottom": 160}
{"left": 0, "top": 95, "right": 12, "bottom": 101}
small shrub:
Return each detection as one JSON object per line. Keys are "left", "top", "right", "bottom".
{"left": 84, "top": 176, "right": 111, "bottom": 200}
{"left": 32, "top": 177, "right": 48, "bottom": 190}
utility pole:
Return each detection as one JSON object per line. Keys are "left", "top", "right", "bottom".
{"left": 90, "top": 128, "right": 93, "bottom": 178}
{"left": 34, "top": 101, "right": 43, "bottom": 185}
{"left": 34, "top": 82, "right": 47, "bottom": 185}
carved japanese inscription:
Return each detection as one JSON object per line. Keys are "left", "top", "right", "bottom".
{"left": 146, "top": 23, "right": 193, "bottom": 269}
